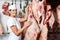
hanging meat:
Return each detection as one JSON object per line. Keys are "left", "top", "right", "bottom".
{"left": 32, "top": 0, "right": 45, "bottom": 24}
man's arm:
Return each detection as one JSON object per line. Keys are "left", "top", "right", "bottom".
{"left": 11, "top": 21, "right": 31, "bottom": 36}
{"left": 19, "top": 6, "right": 29, "bottom": 22}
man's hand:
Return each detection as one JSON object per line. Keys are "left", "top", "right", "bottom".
{"left": 25, "top": 6, "right": 29, "bottom": 14}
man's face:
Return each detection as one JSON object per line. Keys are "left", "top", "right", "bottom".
{"left": 2, "top": 2, "right": 9, "bottom": 9}
{"left": 56, "top": 5, "right": 60, "bottom": 24}
{"left": 9, "top": 9, "right": 17, "bottom": 17}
